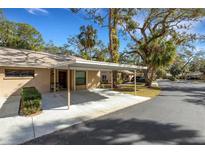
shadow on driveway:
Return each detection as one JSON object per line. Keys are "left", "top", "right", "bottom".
{"left": 23, "top": 118, "right": 205, "bottom": 145}
{"left": 158, "top": 80, "right": 205, "bottom": 108}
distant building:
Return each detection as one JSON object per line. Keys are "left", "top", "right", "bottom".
{"left": 186, "top": 72, "right": 204, "bottom": 80}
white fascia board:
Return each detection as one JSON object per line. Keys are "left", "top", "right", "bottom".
{"left": 0, "top": 59, "right": 147, "bottom": 71}
{"left": 73, "top": 59, "right": 147, "bottom": 70}
{"left": 0, "top": 64, "right": 51, "bottom": 69}
{"left": 69, "top": 66, "right": 112, "bottom": 71}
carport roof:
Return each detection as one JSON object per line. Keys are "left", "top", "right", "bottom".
{"left": 0, "top": 47, "right": 146, "bottom": 70}
{"left": 66, "top": 59, "right": 146, "bottom": 71}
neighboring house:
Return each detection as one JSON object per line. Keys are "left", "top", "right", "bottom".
{"left": 101, "top": 70, "right": 134, "bottom": 85}
{"left": 118, "top": 70, "right": 134, "bottom": 83}
{"left": 0, "top": 47, "right": 146, "bottom": 108}
{"left": 101, "top": 71, "right": 112, "bottom": 84}
{"left": 186, "top": 72, "right": 204, "bottom": 80}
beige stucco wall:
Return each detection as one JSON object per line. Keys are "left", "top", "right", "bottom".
{"left": 87, "top": 70, "right": 100, "bottom": 89}
{"left": 0, "top": 67, "right": 51, "bottom": 97}
{"left": 76, "top": 85, "right": 87, "bottom": 90}
{"left": 0, "top": 67, "right": 101, "bottom": 97}
{"left": 70, "top": 70, "right": 100, "bottom": 90}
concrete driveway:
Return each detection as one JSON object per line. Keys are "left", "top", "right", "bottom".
{"left": 24, "top": 80, "right": 205, "bottom": 145}
{"left": 0, "top": 88, "right": 149, "bottom": 144}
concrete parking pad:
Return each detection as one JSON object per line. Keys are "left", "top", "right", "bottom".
{"left": 0, "top": 96, "right": 20, "bottom": 118}
{"left": 0, "top": 89, "right": 150, "bottom": 144}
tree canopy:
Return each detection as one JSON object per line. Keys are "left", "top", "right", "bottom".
{"left": 169, "top": 48, "right": 205, "bottom": 79}
{"left": 65, "top": 25, "right": 109, "bottom": 61}
{"left": 120, "top": 8, "right": 205, "bottom": 86}
{"left": 77, "top": 25, "right": 97, "bottom": 60}
{"left": 70, "top": 8, "right": 121, "bottom": 63}
{"left": 0, "top": 21, "right": 44, "bottom": 51}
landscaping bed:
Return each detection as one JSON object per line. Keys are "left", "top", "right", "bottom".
{"left": 19, "top": 87, "right": 42, "bottom": 116}
{"left": 100, "top": 83, "right": 112, "bottom": 88}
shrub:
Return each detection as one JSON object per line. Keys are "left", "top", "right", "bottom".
{"left": 156, "top": 68, "right": 167, "bottom": 79}
{"left": 19, "top": 87, "right": 42, "bottom": 116}
{"left": 117, "top": 78, "right": 124, "bottom": 84}
{"left": 101, "top": 80, "right": 108, "bottom": 84}
{"left": 100, "top": 83, "right": 112, "bottom": 88}
{"left": 169, "top": 64, "right": 181, "bottom": 78}
{"left": 169, "top": 76, "right": 176, "bottom": 81}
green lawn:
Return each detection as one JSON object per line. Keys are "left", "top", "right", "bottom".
{"left": 114, "top": 83, "right": 161, "bottom": 98}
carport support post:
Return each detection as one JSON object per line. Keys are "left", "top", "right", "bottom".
{"left": 56, "top": 69, "right": 59, "bottom": 84}
{"left": 86, "top": 70, "right": 88, "bottom": 89}
{"left": 53, "top": 68, "right": 56, "bottom": 92}
{"left": 73, "top": 70, "right": 76, "bottom": 91}
{"left": 111, "top": 71, "right": 113, "bottom": 89}
{"left": 67, "top": 67, "right": 71, "bottom": 109}
{"left": 134, "top": 70, "right": 136, "bottom": 95}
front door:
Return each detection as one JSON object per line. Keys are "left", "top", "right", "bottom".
{"left": 58, "top": 71, "right": 67, "bottom": 89}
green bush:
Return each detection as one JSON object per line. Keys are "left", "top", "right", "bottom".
{"left": 156, "top": 68, "right": 167, "bottom": 79}
{"left": 117, "top": 78, "right": 124, "bottom": 84}
{"left": 169, "top": 76, "right": 176, "bottom": 81}
{"left": 101, "top": 80, "right": 109, "bottom": 84}
{"left": 19, "top": 87, "right": 42, "bottom": 116}
{"left": 100, "top": 83, "right": 112, "bottom": 88}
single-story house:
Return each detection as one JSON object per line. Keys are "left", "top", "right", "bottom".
{"left": 100, "top": 70, "right": 134, "bottom": 85}
{"left": 101, "top": 71, "right": 112, "bottom": 84}
{"left": 0, "top": 47, "right": 146, "bottom": 109}
{"left": 186, "top": 72, "right": 205, "bottom": 80}
{"left": 117, "top": 70, "right": 134, "bottom": 83}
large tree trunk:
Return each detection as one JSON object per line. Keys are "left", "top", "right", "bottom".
{"left": 109, "top": 9, "right": 117, "bottom": 88}
{"left": 109, "top": 8, "right": 113, "bottom": 60}
{"left": 89, "top": 48, "right": 92, "bottom": 60}
{"left": 109, "top": 9, "right": 114, "bottom": 88}
{"left": 144, "top": 69, "right": 152, "bottom": 87}
{"left": 144, "top": 66, "right": 155, "bottom": 88}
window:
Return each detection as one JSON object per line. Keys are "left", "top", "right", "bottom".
{"left": 102, "top": 75, "right": 107, "bottom": 81}
{"left": 76, "top": 71, "right": 86, "bottom": 85}
{"left": 5, "top": 69, "right": 35, "bottom": 77}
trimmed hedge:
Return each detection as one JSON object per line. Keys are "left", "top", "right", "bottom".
{"left": 19, "top": 87, "right": 42, "bottom": 116}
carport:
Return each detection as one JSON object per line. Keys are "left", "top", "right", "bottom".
{"left": 54, "top": 59, "right": 147, "bottom": 109}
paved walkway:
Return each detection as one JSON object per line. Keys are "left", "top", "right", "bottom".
{"left": 0, "top": 89, "right": 150, "bottom": 144}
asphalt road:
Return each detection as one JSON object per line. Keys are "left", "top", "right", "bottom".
{"left": 24, "top": 80, "right": 205, "bottom": 145}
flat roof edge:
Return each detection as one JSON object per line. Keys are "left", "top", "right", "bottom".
{"left": 73, "top": 59, "right": 147, "bottom": 70}
{"left": 0, "top": 64, "right": 52, "bottom": 69}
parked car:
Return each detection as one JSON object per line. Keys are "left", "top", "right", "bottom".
{"left": 186, "top": 72, "right": 203, "bottom": 80}
{"left": 187, "top": 76, "right": 201, "bottom": 80}
{"left": 131, "top": 76, "right": 145, "bottom": 83}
